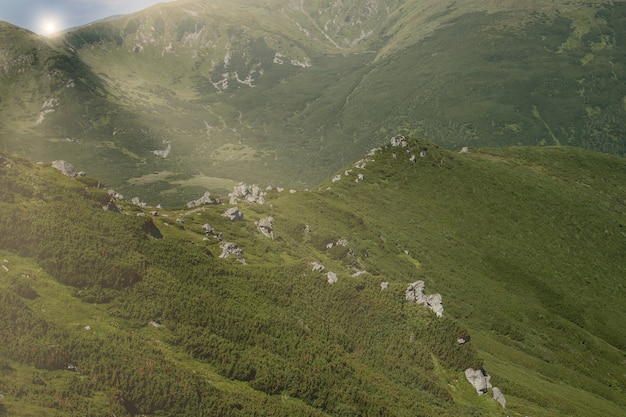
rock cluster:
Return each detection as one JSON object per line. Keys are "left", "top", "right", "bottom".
{"left": 187, "top": 191, "right": 222, "bottom": 208}
{"left": 405, "top": 280, "right": 444, "bottom": 317}
{"left": 229, "top": 182, "right": 266, "bottom": 204}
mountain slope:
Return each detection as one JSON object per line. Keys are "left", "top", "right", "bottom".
{"left": 1, "top": 139, "right": 625, "bottom": 416}
{"left": 2, "top": 0, "right": 626, "bottom": 206}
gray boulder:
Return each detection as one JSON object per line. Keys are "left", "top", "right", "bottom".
{"left": 492, "top": 387, "right": 506, "bottom": 408}
{"left": 256, "top": 216, "right": 274, "bottom": 239}
{"left": 464, "top": 368, "right": 492, "bottom": 395}
{"left": 311, "top": 262, "right": 325, "bottom": 273}
{"left": 327, "top": 271, "right": 338, "bottom": 284}
{"left": 222, "top": 207, "right": 243, "bottom": 221}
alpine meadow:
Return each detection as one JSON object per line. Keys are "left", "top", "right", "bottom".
{"left": 0, "top": 1, "right": 625, "bottom": 416}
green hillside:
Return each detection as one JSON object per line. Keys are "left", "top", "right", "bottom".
{"left": 2, "top": 0, "right": 626, "bottom": 206}
{"left": 0, "top": 139, "right": 624, "bottom": 416}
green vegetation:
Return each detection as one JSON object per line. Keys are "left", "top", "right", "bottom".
{"left": 1, "top": 136, "right": 625, "bottom": 416}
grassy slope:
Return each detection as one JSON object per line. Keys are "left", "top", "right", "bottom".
{"left": 1, "top": 139, "right": 624, "bottom": 416}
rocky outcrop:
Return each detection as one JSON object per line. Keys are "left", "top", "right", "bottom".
{"left": 256, "top": 216, "right": 274, "bottom": 239}
{"left": 405, "top": 280, "right": 444, "bottom": 317}
{"left": 222, "top": 207, "right": 243, "bottom": 221}
{"left": 219, "top": 242, "right": 243, "bottom": 258}
{"left": 464, "top": 368, "right": 492, "bottom": 395}
{"left": 187, "top": 191, "right": 222, "bottom": 208}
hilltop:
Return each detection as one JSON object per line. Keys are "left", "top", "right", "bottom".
{"left": 1, "top": 0, "right": 626, "bottom": 206}
{"left": 0, "top": 139, "right": 624, "bottom": 416}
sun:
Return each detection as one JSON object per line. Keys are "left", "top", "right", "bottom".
{"left": 36, "top": 14, "right": 63, "bottom": 37}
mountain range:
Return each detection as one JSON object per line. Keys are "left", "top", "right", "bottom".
{"left": 1, "top": 0, "right": 626, "bottom": 206}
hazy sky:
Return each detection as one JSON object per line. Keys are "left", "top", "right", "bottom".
{"left": 0, "top": 0, "right": 173, "bottom": 35}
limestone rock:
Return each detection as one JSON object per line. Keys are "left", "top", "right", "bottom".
{"left": 464, "top": 368, "right": 492, "bottom": 395}
{"left": 228, "top": 182, "right": 266, "bottom": 204}
{"left": 492, "top": 387, "right": 506, "bottom": 408}
{"left": 222, "top": 207, "right": 243, "bottom": 221}
{"left": 327, "top": 271, "right": 338, "bottom": 284}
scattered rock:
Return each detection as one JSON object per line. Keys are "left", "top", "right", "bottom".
{"left": 406, "top": 280, "right": 444, "bottom": 317}
{"left": 464, "top": 368, "right": 492, "bottom": 395}
{"left": 148, "top": 321, "right": 162, "bottom": 328}
{"left": 460, "top": 146, "right": 469, "bottom": 153}
{"left": 219, "top": 242, "right": 243, "bottom": 258}
{"left": 327, "top": 271, "right": 338, "bottom": 284}
{"left": 492, "top": 387, "right": 506, "bottom": 408}
{"left": 222, "top": 207, "right": 243, "bottom": 221}
{"left": 380, "top": 281, "right": 389, "bottom": 290}
{"left": 332, "top": 174, "right": 342, "bottom": 183}
{"left": 409, "top": 154, "right": 416, "bottom": 163}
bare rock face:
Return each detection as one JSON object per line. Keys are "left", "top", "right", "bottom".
{"left": 406, "top": 280, "right": 443, "bottom": 317}
{"left": 464, "top": 368, "right": 492, "bottom": 395}
{"left": 492, "top": 387, "right": 506, "bottom": 408}
{"left": 222, "top": 207, "right": 243, "bottom": 221}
